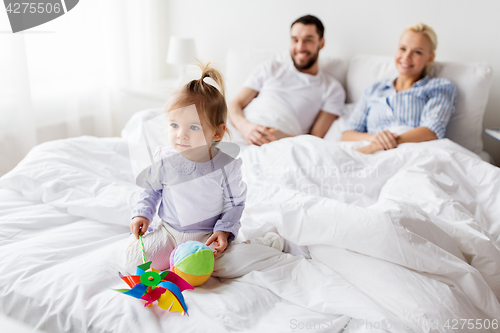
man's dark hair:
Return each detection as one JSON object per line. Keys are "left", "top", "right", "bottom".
{"left": 291, "top": 15, "right": 324, "bottom": 39}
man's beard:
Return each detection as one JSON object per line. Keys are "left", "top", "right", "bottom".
{"left": 291, "top": 49, "right": 319, "bottom": 71}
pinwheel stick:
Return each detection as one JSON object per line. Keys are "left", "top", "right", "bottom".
{"left": 139, "top": 234, "right": 147, "bottom": 264}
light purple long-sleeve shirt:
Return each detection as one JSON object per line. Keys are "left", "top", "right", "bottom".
{"left": 132, "top": 147, "right": 247, "bottom": 241}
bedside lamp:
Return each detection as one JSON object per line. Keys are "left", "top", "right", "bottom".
{"left": 166, "top": 37, "right": 197, "bottom": 87}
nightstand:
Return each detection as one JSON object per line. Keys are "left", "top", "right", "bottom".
{"left": 485, "top": 128, "right": 500, "bottom": 141}
{"left": 117, "top": 79, "right": 178, "bottom": 135}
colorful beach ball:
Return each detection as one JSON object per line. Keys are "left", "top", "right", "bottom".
{"left": 170, "top": 241, "right": 215, "bottom": 287}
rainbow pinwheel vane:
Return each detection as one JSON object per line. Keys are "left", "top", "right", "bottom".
{"left": 114, "top": 234, "right": 194, "bottom": 314}
{"left": 114, "top": 260, "right": 194, "bottom": 314}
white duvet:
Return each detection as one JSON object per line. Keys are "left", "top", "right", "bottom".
{"left": 0, "top": 134, "right": 499, "bottom": 333}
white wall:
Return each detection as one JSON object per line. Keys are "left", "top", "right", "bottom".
{"left": 160, "top": 0, "right": 500, "bottom": 164}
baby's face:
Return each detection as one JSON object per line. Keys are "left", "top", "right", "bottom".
{"left": 167, "top": 105, "right": 215, "bottom": 153}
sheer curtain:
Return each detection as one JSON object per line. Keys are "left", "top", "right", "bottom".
{"left": 0, "top": 0, "right": 162, "bottom": 176}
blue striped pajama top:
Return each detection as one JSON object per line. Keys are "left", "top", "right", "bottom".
{"left": 343, "top": 75, "right": 457, "bottom": 139}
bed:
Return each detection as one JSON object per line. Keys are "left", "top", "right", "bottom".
{"left": 0, "top": 52, "right": 499, "bottom": 333}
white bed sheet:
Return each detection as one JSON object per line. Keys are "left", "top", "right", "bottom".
{"left": 0, "top": 135, "right": 499, "bottom": 332}
{"left": 0, "top": 138, "right": 347, "bottom": 333}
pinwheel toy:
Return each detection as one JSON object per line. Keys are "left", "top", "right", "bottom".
{"left": 113, "top": 235, "right": 194, "bottom": 315}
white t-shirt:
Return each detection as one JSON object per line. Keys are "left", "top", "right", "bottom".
{"left": 243, "top": 59, "right": 345, "bottom": 134}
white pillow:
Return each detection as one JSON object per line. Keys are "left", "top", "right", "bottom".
{"left": 121, "top": 108, "right": 163, "bottom": 139}
{"left": 225, "top": 47, "right": 348, "bottom": 103}
{"left": 346, "top": 55, "right": 493, "bottom": 155}
{"left": 323, "top": 103, "right": 355, "bottom": 142}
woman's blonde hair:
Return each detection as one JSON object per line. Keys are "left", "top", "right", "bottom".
{"left": 167, "top": 62, "right": 230, "bottom": 142}
{"left": 402, "top": 22, "right": 437, "bottom": 76}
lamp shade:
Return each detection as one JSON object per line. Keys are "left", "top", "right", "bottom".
{"left": 166, "top": 37, "right": 197, "bottom": 65}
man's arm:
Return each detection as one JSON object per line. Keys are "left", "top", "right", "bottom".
{"left": 228, "top": 87, "right": 272, "bottom": 146}
{"left": 228, "top": 87, "right": 258, "bottom": 130}
{"left": 310, "top": 111, "right": 338, "bottom": 138}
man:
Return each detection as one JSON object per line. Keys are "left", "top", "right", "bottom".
{"left": 228, "top": 15, "right": 345, "bottom": 146}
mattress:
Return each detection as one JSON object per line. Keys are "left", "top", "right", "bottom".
{"left": 0, "top": 135, "right": 499, "bottom": 332}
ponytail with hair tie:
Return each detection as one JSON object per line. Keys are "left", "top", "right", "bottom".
{"left": 199, "top": 61, "right": 225, "bottom": 97}
{"left": 185, "top": 61, "right": 225, "bottom": 98}
{"left": 168, "top": 61, "right": 230, "bottom": 142}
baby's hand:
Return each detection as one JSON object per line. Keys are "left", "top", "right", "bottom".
{"left": 130, "top": 216, "right": 150, "bottom": 239}
{"left": 205, "top": 231, "right": 231, "bottom": 258}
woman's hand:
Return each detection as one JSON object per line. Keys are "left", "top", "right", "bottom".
{"left": 370, "top": 130, "right": 399, "bottom": 150}
{"left": 205, "top": 231, "right": 231, "bottom": 258}
{"left": 130, "top": 216, "right": 150, "bottom": 239}
{"left": 355, "top": 142, "right": 385, "bottom": 154}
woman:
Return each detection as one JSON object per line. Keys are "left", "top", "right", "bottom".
{"left": 341, "top": 23, "right": 457, "bottom": 154}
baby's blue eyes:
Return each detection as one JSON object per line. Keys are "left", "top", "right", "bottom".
{"left": 170, "top": 123, "right": 200, "bottom": 130}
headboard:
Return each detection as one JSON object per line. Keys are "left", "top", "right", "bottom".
{"left": 346, "top": 55, "right": 493, "bottom": 156}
